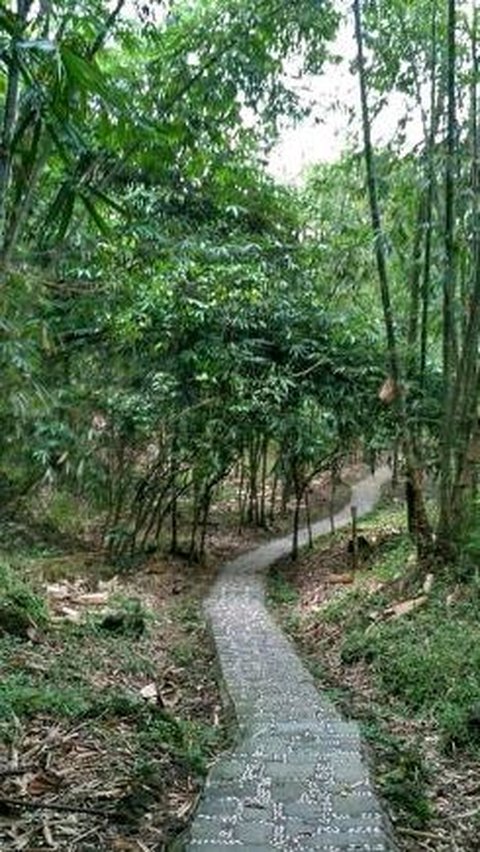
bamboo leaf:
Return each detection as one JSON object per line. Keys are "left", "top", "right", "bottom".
{"left": 79, "top": 193, "right": 111, "bottom": 236}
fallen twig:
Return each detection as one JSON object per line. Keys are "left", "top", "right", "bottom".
{"left": 453, "top": 807, "right": 480, "bottom": 820}
{"left": 0, "top": 766, "right": 34, "bottom": 778}
{"left": 0, "top": 797, "right": 113, "bottom": 819}
{"left": 397, "top": 825, "right": 443, "bottom": 842}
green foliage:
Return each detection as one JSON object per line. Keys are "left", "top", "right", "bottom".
{"left": 0, "top": 562, "right": 49, "bottom": 636}
{"left": 363, "top": 723, "right": 433, "bottom": 829}
{"left": 0, "top": 557, "right": 224, "bottom": 792}
{"left": 171, "top": 598, "right": 204, "bottom": 632}
{"left": 357, "top": 605, "right": 480, "bottom": 751}
{"left": 0, "top": 677, "right": 92, "bottom": 724}
{"left": 0, "top": 0, "right": 342, "bottom": 546}
{"left": 268, "top": 572, "right": 299, "bottom": 605}
{"left": 320, "top": 530, "right": 480, "bottom": 754}
{"left": 137, "top": 712, "right": 223, "bottom": 776}
{"left": 271, "top": 496, "right": 480, "bottom": 838}
{"left": 170, "top": 641, "right": 196, "bottom": 667}
{"left": 40, "top": 490, "right": 91, "bottom": 538}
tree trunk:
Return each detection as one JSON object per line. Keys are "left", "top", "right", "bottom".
{"left": 329, "top": 463, "right": 337, "bottom": 533}
{"left": 305, "top": 489, "right": 313, "bottom": 549}
{"left": 448, "top": 1, "right": 480, "bottom": 539}
{"left": 0, "top": 2, "right": 30, "bottom": 255}
{"left": 259, "top": 435, "right": 268, "bottom": 527}
{"left": 269, "top": 461, "right": 278, "bottom": 525}
{"left": 237, "top": 448, "right": 247, "bottom": 530}
{"left": 199, "top": 489, "right": 212, "bottom": 562}
{"left": 438, "top": 0, "right": 459, "bottom": 552}
{"left": 353, "top": 0, "right": 432, "bottom": 557}
{"left": 291, "top": 496, "right": 301, "bottom": 561}
{"left": 247, "top": 434, "right": 260, "bottom": 524}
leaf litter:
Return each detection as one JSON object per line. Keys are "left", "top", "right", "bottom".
{"left": 0, "top": 553, "right": 233, "bottom": 851}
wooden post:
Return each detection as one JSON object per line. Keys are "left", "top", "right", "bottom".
{"left": 305, "top": 490, "right": 313, "bottom": 549}
{"left": 351, "top": 505, "right": 359, "bottom": 571}
{"left": 329, "top": 466, "right": 336, "bottom": 534}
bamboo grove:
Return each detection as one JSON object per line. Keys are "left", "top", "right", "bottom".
{"left": 1, "top": 0, "right": 480, "bottom": 570}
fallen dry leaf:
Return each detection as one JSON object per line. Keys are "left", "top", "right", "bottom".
{"left": 98, "top": 578, "right": 119, "bottom": 593}
{"left": 423, "top": 573, "right": 434, "bottom": 594}
{"left": 364, "top": 579, "right": 385, "bottom": 594}
{"left": 76, "top": 592, "right": 110, "bottom": 607}
{"left": 53, "top": 606, "right": 82, "bottom": 624}
{"left": 112, "top": 837, "right": 144, "bottom": 851}
{"left": 139, "top": 683, "right": 158, "bottom": 703}
{"left": 385, "top": 596, "right": 427, "bottom": 619}
{"left": 25, "top": 770, "right": 63, "bottom": 797}
{"left": 446, "top": 585, "right": 462, "bottom": 606}
{"left": 42, "top": 817, "right": 55, "bottom": 848}
{"left": 46, "top": 583, "right": 72, "bottom": 602}
{"left": 327, "top": 573, "right": 354, "bottom": 585}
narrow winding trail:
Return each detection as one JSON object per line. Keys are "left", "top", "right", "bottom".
{"left": 186, "top": 468, "right": 396, "bottom": 851}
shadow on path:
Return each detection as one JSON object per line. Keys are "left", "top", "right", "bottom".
{"left": 186, "top": 467, "right": 396, "bottom": 851}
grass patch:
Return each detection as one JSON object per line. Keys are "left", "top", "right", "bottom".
{"left": 0, "top": 561, "right": 49, "bottom": 637}
{"left": 362, "top": 722, "right": 433, "bottom": 828}
{"left": 268, "top": 572, "right": 299, "bottom": 606}
{"left": 344, "top": 597, "right": 480, "bottom": 751}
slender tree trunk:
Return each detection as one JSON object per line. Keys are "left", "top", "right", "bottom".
{"left": 189, "top": 487, "right": 200, "bottom": 562}
{"left": 237, "top": 447, "right": 246, "bottom": 530}
{"left": 390, "top": 437, "right": 400, "bottom": 490}
{"left": 269, "top": 461, "right": 278, "bottom": 525}
{"left": 169, "top": 437, "right": 179, "bottom": 552}
{"left": 353, "top": 0, "right": 400, "bottom": 390}
{"left": 305, "top": 489, "right": 313, "bottom": 549}
{"left": 421, "top": 5, "right": 438, "bottom": 387}
{"left": 420, "top": 174, "right": 434, "bottom": 386}
{"left": 259, "top": 435, "right": 268, "bottom": 527}
{"left": 448, "top": 1, "right": 480, "bottom": 535}
{"left": 291, "top": 496, "right": 301, "bottom": 561}
{"left": 329, "top": 463, "right": 337, "bottom": 533}
{"left": 170, "top": 492, "right": 178, "bottom": 553}
{"left": 0, "top": 2, "right": 31, "bottom": 257}
{"left": 438, "top": 0, "right": 458, "bottom": 550}
{"left": 2, "top": 126, "right": 50, "bottom": 263}
{"left": 407, "top": 195, "right": 426, "bottom": 378}
{"left": 247, "top": 434, "right": 260, "bottom": 524}
{"left": 199, "top": 490, "right": 212, "bottom": 562}
{"left": 353, "top": 0, "right": 432, "bottom": 556}
{"left": 140, "top": 494, "right": 163, "bottom": 550}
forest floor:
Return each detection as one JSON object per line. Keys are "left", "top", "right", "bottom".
{"left": 268, "top": 491, "right": 480, "bottom": 852}
{"left": 0, "top": 467, "right": 354, "bottom": 851}
{"left": 3, "top": 474, "right": 478, "bottom": 851}
{"left": 0, "top": 536, "right": 232, "bottom": 851}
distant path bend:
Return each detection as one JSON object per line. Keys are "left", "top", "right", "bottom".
{"left": 187, "top": 467, "right": 396, "bottom": 851}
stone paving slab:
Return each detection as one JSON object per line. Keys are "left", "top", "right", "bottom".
{"left": 185, "top": 469, "right": 396, "bottom": 851}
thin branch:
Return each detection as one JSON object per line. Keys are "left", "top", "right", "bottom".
{"left": 88, "top": 0, "right": 126, "bottom": 59}
{"left": 0, "top": 797, "right": 113, "bottom": 819}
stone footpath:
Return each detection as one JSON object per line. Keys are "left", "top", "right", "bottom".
{"left": 186, "top": 468, "right": 396, "bottom": 851}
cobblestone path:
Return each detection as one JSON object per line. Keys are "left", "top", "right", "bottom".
{"left": 186, "top": 468, "right": 396, "bottom": 851}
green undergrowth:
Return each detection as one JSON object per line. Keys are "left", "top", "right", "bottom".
{"left": 0, "top": 560, "right": 50, "bottom": 638}
{"left": 269, "top": 501, "right": 480, "bottom": 831}
{"left": 0, "top": 542, "right": 231, "bottom": 839}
